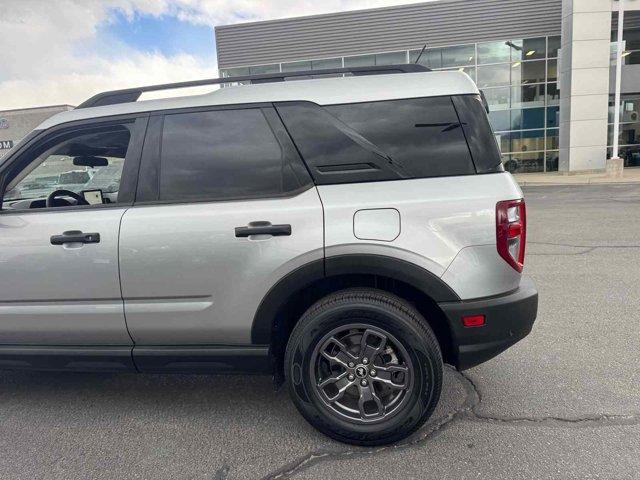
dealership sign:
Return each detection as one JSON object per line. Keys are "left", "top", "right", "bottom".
{"left": 0, "top": 140, "right": 13, "bottom": 149}
{"left": 0, "top": 118, "right": 8, "bottom": 129}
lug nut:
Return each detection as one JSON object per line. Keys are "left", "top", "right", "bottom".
{"left": 360, "top": 379, "right": 368, "bottom": 386}
{"left": 348, "top": 374, "right": 355, "bottom": 381}
{"left": 348, "top": 362, "right": 355, "bottom": 368}
{"left": 362, "top": 358, "right": 368, "bottom": 365}
{"left": 370, "top": 369, "right": 377, "bottom": 377}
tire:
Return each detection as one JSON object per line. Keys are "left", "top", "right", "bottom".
{"left": 284, "top": 288, "right": 443, "bottom": 446}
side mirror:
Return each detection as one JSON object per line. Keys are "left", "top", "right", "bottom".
{"left": 73, "top": 156, "right": 108, "bottom": 168}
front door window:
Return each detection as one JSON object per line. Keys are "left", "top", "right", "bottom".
{"left": 4, "top": 124, "right": 132, "bottom": 209}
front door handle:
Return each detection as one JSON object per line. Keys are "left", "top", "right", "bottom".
{"left": 51, "top": 230, "right": 101, "bottom": 245}
{"left": 235, "top": 222, "right": 291, "bottom": 238}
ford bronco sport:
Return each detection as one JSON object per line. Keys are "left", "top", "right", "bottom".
{"left": 0, "top": 65, "right": 537, "bottom": 445}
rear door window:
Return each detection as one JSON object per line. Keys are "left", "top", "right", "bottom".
{"left": 159, "top": 107, "right": 303, "bottom": 202}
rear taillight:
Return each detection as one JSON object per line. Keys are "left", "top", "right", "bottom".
{"left": 496, "top": 199, "right": 526, "bottom": 272}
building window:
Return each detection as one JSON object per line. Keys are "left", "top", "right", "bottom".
{"left": 504, "top": 151, "right": 545, "bottom": 174}
{"left": 477, "top": 63, "right": 511, "bottom": 88}
{"left": 512, "top": 60, "right": 546, "bottom": 84}
{"left": 375, "top": 51, "right": 407, "bottom": 65}
{"left": 312, "top": 58, "right": 342, "bottom": 70}
{"left": 608, "top": 94, "right": 640, "bottom": 167}
{"left": 547, "top": 107, "right": 560, "bottom": 129}
{"left": 489, "top": 110, "right": 511, "bottom": 132}
{"left": 477, "top": 40, "right": 512, "bottom": 64}
{"left": 516, "top": 37, "right": 547, "bottom": 61}
{"left": 546, "top": 129, "right": 560, "bottom": 150}
{"left": 511, "top": 107, "right": 545, "bottom": 131}
{"left": 611, "top": 28, "right": 640, "bottom": 66}
{"left": 483, "top": 87, "right": 510, "bottom": 110}
{"left": 548, "top": 36, "right": 561, "bottom": 58}
{"left": 249, "top": 64, "right": 280, "bottom": 75}
{"left": 409, "top": 48, "right": 443, "bottom": 68}
{"left": 220, "top": 67, "right": 249, "bottom": 78}
{"left": 547, "top": 58, "right": 558, "bottom": 82}
{"left": 221, "top": 34, "right": 569, "bottom": 173}
{"left": 546, "top": 83, "right": 559, "bottom": 106}
{"left": 282, "top": 60, "right": 311, "bottom": 72}
{"left": 440, "top": 44, "right": 476, "bottom": 68}
{"left": 511, "top": 84, "right": 546, "bottom": 109}
{"left": 344, "top": 54, "right": 375, "bottom": 67}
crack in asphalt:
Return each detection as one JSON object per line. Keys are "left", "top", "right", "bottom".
{"left": 259, "top": 367, "right": 639, "bottom": 480}
{"left": 260, "top": 366, "right": 478, "bottom": 480}
{"left": 459, "top": 371, "right": 640, "bottom": 427}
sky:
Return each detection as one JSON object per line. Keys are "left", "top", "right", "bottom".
{"left": 0, "top": 0, "right": 432, "bottom": 110}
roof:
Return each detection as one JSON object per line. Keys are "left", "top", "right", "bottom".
{"left": 36, "top": 71, "right": 478, "bottom": 131}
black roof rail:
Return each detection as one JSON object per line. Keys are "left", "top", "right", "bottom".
{"left": 76, "top": 64, "right": 430, "bottom": 109}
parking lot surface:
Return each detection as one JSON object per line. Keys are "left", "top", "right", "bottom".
{"left": 0, "top": 184, "right": 638, "bottom": 479}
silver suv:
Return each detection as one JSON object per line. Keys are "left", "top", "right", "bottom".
{"left": 0, "top": 65, "right": 537, "bottom": 445}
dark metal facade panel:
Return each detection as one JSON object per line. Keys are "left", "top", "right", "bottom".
{"left": 215, "top": 0, "right": 563, "bottom": 68}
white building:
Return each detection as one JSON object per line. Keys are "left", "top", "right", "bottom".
{"left": 0, "top": 105, "right": 74, "bottom": 159}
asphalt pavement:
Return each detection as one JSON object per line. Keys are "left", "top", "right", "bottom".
{"left": 0, "top": 184, "right": 638, "bottom": 479}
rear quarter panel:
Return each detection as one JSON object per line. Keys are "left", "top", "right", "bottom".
{"left": 318, "top": 172, "right": 523, "bottom": 299}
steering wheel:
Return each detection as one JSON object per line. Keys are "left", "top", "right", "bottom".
{"left": 46, "top": 189, "right": 90, "bottom": 208}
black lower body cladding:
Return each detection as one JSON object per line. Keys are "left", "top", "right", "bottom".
{"left": 439, "top": 276, "right": 538, "bottom": 370}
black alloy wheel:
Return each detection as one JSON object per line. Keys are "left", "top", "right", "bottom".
{"left": 285, "top": 288, "right": 443, "bottom": 446}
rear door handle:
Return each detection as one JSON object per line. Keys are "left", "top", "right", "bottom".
{"left": 235, "top": 223, "right": 291, "bottom": 238}
{"left": 50, "top": 230, "right": 101, "bottom": 245}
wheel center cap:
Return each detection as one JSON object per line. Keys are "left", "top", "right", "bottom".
{"left": 354, "top": 365, "right": 368, "bottom": 378}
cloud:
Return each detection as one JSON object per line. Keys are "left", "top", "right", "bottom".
{"left": 162, "top": 0, "right": 433, "bottom": 26}
{"left": 0, "top": 53, "right": 219, "bottom": 108}
{"left": 0, "top": 0, "right": 431, "bottom": 109}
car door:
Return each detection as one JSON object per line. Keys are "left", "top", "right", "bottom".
{"left": 119, "top": 106, "right": 323, "bottom": 346}
{"left": 0, "top": 116, "right": 147, "bottom": 350}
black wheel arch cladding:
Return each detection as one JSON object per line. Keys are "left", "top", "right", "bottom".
{"left": 251, "top": 254, "right": 460, "bottom": 345}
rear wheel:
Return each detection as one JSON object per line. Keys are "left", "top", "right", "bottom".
{"left": 284, "top": 288, "right": 443, "bottom": 445}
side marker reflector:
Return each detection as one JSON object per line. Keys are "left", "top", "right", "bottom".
{"left": 462, "top": 314, "right": 485, "bottom": 327}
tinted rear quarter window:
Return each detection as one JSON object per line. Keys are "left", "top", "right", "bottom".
{"left": 277, "top": 97, "right": 477, "bottom": 184}
{"left": 451, "top": 95, "right": 503, "bottom": 173}
{"left": 326, "top": 97, "right": 475, "bottom": 178}
{"left": 160, "top": 108, "right": 298, "bottom": 201}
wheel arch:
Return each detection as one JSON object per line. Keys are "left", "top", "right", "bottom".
{"left": 251, "top": 254, "right": 460, "bottom": 374}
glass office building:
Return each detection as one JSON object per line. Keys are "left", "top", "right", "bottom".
{"left": 217, "top": 0, "right": 640, "bottom": 173}
{"left": 221, "top": 36, "right": 559, "bottom": 173}
{"left": 608, "top": 27, "right": 640, "bottom": 167}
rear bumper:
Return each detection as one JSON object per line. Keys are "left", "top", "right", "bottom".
{"left": 438, "top": 275, "right": 538, "bottom": 370}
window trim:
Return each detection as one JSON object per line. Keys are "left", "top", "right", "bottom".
{"left": 133, "top": 103, "right": 313, "bottom": 206}
{"left": 0, "top": 114, "right": 149, "bottom": 215}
